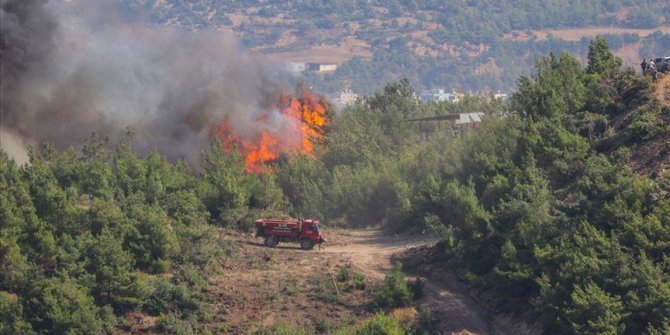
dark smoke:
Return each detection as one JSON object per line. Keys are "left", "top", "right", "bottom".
{"left": 0, "top": 0, "right": 284, "bottom": 165}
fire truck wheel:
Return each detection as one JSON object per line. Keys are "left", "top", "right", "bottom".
{"left": 300, "top": 238, "right": 314, "bottom": 250}
{"left": 265, "top": 235, "right": 279, "bottom": 247}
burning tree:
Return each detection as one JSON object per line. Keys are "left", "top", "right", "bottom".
{"left": 211, "top": 84, "right": 331, "bottom": 173}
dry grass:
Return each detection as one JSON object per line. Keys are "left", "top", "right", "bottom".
{"left": 258, "top": 36, "right": 373, "bottom": 64}
{"left": 504, "top": 25, "right": 670, "bottom": 42}
{"left": 204, "top": 230, "right": 374, "bottom": 333}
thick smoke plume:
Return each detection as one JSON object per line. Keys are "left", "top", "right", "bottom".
{"left": 1, "top": 0, "right": 284, "bottom": 165}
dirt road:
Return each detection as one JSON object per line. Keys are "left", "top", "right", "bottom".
{"left": 210, "top": 229, "right": 538, "bottom": 334}
{"left": 320, "top": 229, "right": 507, "bottom": 335}
{"left": 318, "top": 229, "right": 438, "bottom": 280}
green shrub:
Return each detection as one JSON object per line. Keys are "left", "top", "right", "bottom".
{"left": 144, "top": 277, "right": 207, "bottom": 319}
{"left": 356, "top": 313, "right": 404, "bottom": 335}
{"left": 412, "top": 309, "right": 436, "bottom": 335}
{"left": 307, "top": 273, "right": 339, "bottom": 303}
{"left": 336, "top": 266, "right": 367, "bottom": 291}
{"left": 349, "top": 272, "right": 368, "bottom": 291}
{"left": 153, "top": 258, "right": 172, "bottom": 274}
{"left": 157, "top": 313, "right": 195, "bottom": 335}
{"left": 25, "top": 278, "right": 107, "bottom": 334}
{"left": 373, "top": 263, "right": 413, "bottom": 309}
{"left": 337, "top": 266, "right": 352, "bottom": 282}
{"left": 314, "top": 317, "right": 333, "bottom": 333}
{"left": 626, "top": 104, "right": 662, "bottom": 142}
{"left": 408, "top": 278, "right": 424, "bottom": 300}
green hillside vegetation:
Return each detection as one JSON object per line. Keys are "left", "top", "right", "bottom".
{"left": 0, "top": 134, "right": 288, "bottom": 333}
{"left": 276, "top": 37, "right": 670, "bottom": 334}
{"left": 2, "top": 37, "right": 669, "bottom": 334}
{"left": 126, "top": 0, "right": 670, "bottom": 39}
{"left": 124, "top": 0, "right": 670, "bottom": 93}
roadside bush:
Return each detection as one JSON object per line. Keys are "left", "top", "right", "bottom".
{"left": 157, "top": 312, "right": 196, "bottom": 335}
{"left": 373, "top": 263, "right": 414, "bottom": 309}
{"left": 307, "top": 273, "right": 339, "bottom": 303}
{"left": 315, "top": 317, "right": 334, "bottom": 333}
{"left": 337, "top": 266, "right": 368, "bottom": 291}
{"left": 384, "top": 307, "right": 437, "bottom": 334}
{"left": 390, "top": 307, "right": 418, "bottom": 331}
{"left": 355, "top": 313, "right": 404, "bottom": 335}
{"left": 335, "top": 311, "right": 432, "bottom": 335}
{"left": 255, "top": 321, "right": 313, "bottom": 335}
{"left": 412, "top": 309, "right": 436, "bottom": 335}
{"left": 408, "top": 278, "right": 425, "bottom": 300}
{"left": 349, "top": 272, "right": 368, "bottom": 291}
{"left": 337, "top": 266, "right": 353, "bottom": 282}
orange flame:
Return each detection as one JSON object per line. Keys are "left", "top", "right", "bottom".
{"left": 212, "top": 85, "right": 330, "bottom": 173}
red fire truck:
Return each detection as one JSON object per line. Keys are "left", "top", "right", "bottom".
{"left": 255, "top": 219, "right": 326, "bottom": 250}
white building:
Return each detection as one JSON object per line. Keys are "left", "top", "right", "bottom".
{"left": 284, "top": 62, "right": 306, "bottom": 74}
{"left": 419, "top": 89, "right": 464, "bottom": 103}
{"left": 493, "top": 92, "right": 508, "bottom": 101}
{"left": 306, "top": 63, "right": 338, "bottom": 72}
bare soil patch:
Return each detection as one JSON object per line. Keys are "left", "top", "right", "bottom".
{"left": 205, "top": 228, "right": 531, "bottom": 334}
{"left": 504, "top": 25, "right": 670, "bottom": 42}
{"left": 613, "top": 42, "right": 643, "bottom": 65}
{"left": 207, "top": 229, "right": 372, "bottom": 333}
{"left": 399, "top": 246, "right": 542, "bottom": 335}
{"left": 258, "top": 37, "right": 372, "bottom": 64}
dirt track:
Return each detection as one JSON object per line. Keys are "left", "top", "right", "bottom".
{"left": 209, "top": 229, "right": 537, "bottom": 334}
{"left": 318, "top": 229, "right": 438, "bottom": 280}
{"left": 320, "top": 229, "right": 504, "bottom": 335}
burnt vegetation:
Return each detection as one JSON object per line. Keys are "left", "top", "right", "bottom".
{"left": 2, "top": 37, "right": 670, "bottom": 334}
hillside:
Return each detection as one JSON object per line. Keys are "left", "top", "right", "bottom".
{"left": 124, "top": 0, "right": 670, "bottom": 94}
{"left": 2, "top": 6, "right": 670, "bottom": 331}
{"left": 628, "top": 74, "right": 670, "bottom": 176}
{"left": 655, "top": 71, "right": 670, "bottom": 103}
{"left": 595, "top": 71, "right": 670, "bottom": 177}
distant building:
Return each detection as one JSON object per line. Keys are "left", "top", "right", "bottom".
{"left": 454, "top": 112, "right": 484, "bottom": 127}
{"left": 448, "top": 92, "right": 464, "bottom": 103}
{"left": 284, "top": 62, "right": 306, "bottom": 74}
{"left": 306, "top": 62, "right": 338, "bottom": 72}
{"left": 419, "top": 89, "right": 445, "bottom": 102}
{"left": 406, "top": 112, "right": 486, "bottom": 136}
{"left": 419, "top": 89, "right": 464, "bottom": 103}
{"left": 493, "top": 92, "right": 508, "bottom": 101}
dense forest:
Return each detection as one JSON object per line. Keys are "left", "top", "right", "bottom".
{"left": 2, "top": 38, "right": 669, "bottom": 334}
{"left": 278, "top": 38, "right": 670, "bottom": 334}
{"left": 123, "top": 0, "right": 670, "bottom": 93}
